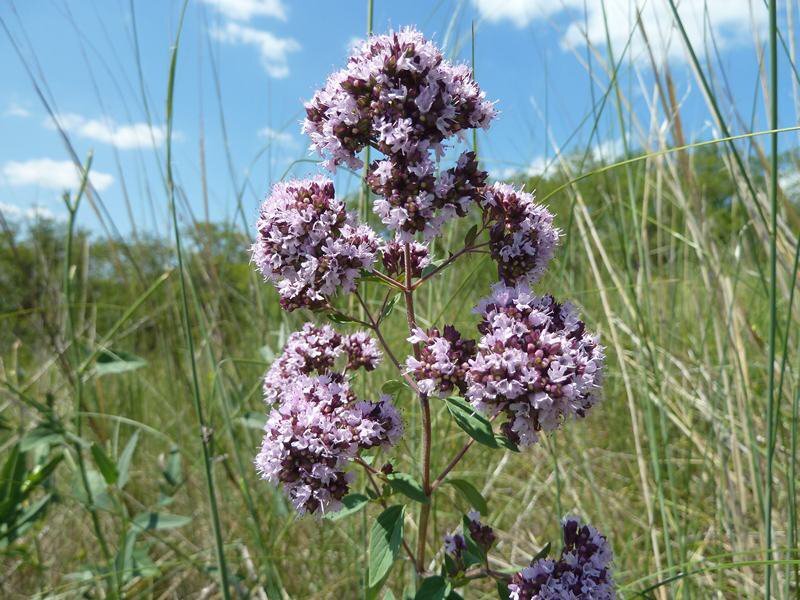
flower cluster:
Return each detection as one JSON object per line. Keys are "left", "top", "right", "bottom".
{"left": 303, "top": 27, "right": 496, "bottom": 171}
{"left": 406, "top": 325, "right": 476, "bottom": 397}
{"left": 255, "top": 374, "right": 402, "bottom": 514}
{"left": 465, "top": 509, "right": 496, "bottom": 552}
{"left": 443, "top": 510, "right": 495, "bottom": 575}
{"left": 381, "top": 237, "right": 430, "bottom": 278}
{"left": 480, "top": 183, "right": 559, "bottom": 285}
{"left": 508, "top": 516, "right": 614, "bottom": 600}
{"left": 251, "top": 177, "right": 379, "bottom": 311}
{"left": 368, "top": 150, "right": 487, "bottom": 238}
{"left": 263, "top": 323, "right": 382, "bottom": 404}
{"left": 466, "top": 284, "right": 604, "bottom": 448}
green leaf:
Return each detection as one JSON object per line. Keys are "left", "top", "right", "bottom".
{"left": 91, "top": 443, "right": 119, "bottom": 485}
{"left": 446, "top": 479, "right": 488, "bottom": 514}
{"left": 495, "top": 434, "right": 519, "bottom": 452}
{"left": 379, "top": 295, "right": 400, "bottom": 323}
{"left": 444, "top": 397, "right": 498, "bottom": 448}
{"left": 368, "top": 504, "right": 405, "bottom": 587}
{"left": 324, "top": 493, "right": 370, "bottom": 521}
{"left": 19, "top": 424, "right": 63, "bottom": 452}
{"left": 72, "top": 469, "right": 113, "bottom": 511}
{"left": 463, "top": 223, "right": 479, "bottom": 247}
{"left": 327, "top": 312, "right": 360, "bottom": 325}
{"left": 414, "top": 576, "right": 449, "bottom": 599}
{"left": 132, "top": 512, "right": 191, "bottom": 531}
{"left": 94, "top": 348, "right": 147, "bottom": 376}
{"left": 496, "top": 579, "right": 511, "bottom": 600}
{"left": 461, "top": 514, "right": 486, "bottom": 566}
{"left": 381, "top": 379, "right": 409, "bottom": 396}
{"left": 117, "top": 431, "right": 139, "bottom": 490}
{"left": 20, "top": 454, "right": 63, "bottom": 497}
{"left": 386, "top": 473, "right": 429, "bottom": 504}
{"left": 447, "top": 592, "right": 464, "bottom": 600}
{"left": 162, "top": 446, "right": 182, "bottom": 487}
{"left": 531, "top": 541, "right": 551, "bottom": 563}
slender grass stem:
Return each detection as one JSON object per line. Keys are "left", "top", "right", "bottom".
{"left": 62, "top": 156, "right": 119, "bottom": 598}
{"left": 165, "top": 4, "right": 230, "bottom": 597}
{"left": 764, "top": 0, "right": 779, "bottom": 595}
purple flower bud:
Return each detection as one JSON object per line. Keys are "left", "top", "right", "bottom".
{"left": 381, "top": 237, "right": 430, "bottom": 278}
{"left": 406, "top": 325, "right": 477, "bottom": 397}
{"left": 480, "top": 183, "right": 560, "bottom": 286}
{"left": 254, "top": 375, "right": 402, "bottom": 516}
{"left": 263, "top": 323, "right": 382, "bottom": 405}
{"left": 508, "top": 516, "right": 614, "bottom": 600}
{"left": 466, "top": 283, "right": 605, "bottom": 448}
{"left": 303, "top": 27, "right": 496, "bottom": 172}
{"left": 251, "top": 177, "right": 379, "bottom": 311}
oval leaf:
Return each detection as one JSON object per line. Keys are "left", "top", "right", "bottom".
{"left": 325, "top": 493, "right": 370, "bottom": 521}
{"left": 368, "top": 504, "right": 405, "bottom": 587}
{"left": 415, "top": 576, "right": 449, "bottom": 600}
{"left": 386, "top": 473, "right": 429, "bottom": 504}
{"left": 446, "top": 478, "right": 488, "bottom": 514}
{"left": 95, "top": 349, "right": 147, "bottom": 376}
{"left": 444, "top": 397, "right": 498, "bottom": 448}
{"left": 132, "top": 511, "right": 191, "bottom": 531}
{"left": 90, "top": 443, "right": 118, "bottom": 485}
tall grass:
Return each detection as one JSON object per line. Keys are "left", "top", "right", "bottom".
{"left": 0, "top": 1, "right": 798, "bottom": 598}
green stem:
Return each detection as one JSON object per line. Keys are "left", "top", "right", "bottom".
{"left": 62, "top": 157, "right": 119, "bottom": 598}
{"left": 764, "top": 0, "right": 779, "bottom": 595}
{"left": 165, "top": 3, "right": 231, "bottom": 597}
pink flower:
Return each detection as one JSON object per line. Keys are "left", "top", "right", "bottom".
{"left": 251, "top": 177, "right": 379, "bottom": 311}
{"left": 466, "top": 283, "right": 604, "bottom": 448}
{"left": 480, "top": 183, "right": 560, "bottom": 285}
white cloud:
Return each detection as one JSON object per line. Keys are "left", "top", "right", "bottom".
{"left": 0, "top": 201, "right": 63, "bottom": 222}
{"left": 2, "top": 159, "right": 114, "bottom": 192}
{"left": 45, "top": 113, "right": 168, "bottom": 149}
{"left": 473, "top": 0, "right": 766, "bottom": 63}
{"left": 4, "top": 103, "right": 31, "bottom": 118}
{"left": 258, "top": 126, "right": 297, "bottom": 147}
{"left": 472, "top": 0, "right": 565, "bottom": 28}
{"left": 211, "top": 22, "right": 299, "bottom": 78}
{"left": 591, "top": 138, "right": 626, "bottom": 162}
{"left": 199, "top": 0, "right": 287, "bottom": 21}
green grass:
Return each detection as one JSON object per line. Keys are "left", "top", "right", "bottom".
{"left": 1, "top": 2, "right": 799, "bottom": 598}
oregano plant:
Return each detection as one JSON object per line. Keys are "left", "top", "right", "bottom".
{"left": 250, "top": 28, "right": 614, "bottom": 599}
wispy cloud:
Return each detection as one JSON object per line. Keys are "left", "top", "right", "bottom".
{"left": 211, "top": 22, "right": 299, "bottom": 78}
{"left": 0, "top": 201, "right": 63, "bottom": 222}
{"left": 199, "top": 0, "right": 287, "bottom": 21}
{"left": 258, "top": 126, "right": 297, "bottom": 147}
{"left": 2, "top": 158, "right": 114, "bottom": 192}
{"left": 473, "top": 0, "right": 765, "bottom": 63}
{"left": 45, "top": 113, "right": 168, "bottom": 149}
{"left": 4, "top": 103, "right": 31, "bottom": 118}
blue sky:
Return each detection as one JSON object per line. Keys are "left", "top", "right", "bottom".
{"left": 0, "top": 0, "right": 793, "bottom": 236}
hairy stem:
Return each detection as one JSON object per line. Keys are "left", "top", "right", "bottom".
{"left": 401, "top": 243, "right": 433, "bottom": 573}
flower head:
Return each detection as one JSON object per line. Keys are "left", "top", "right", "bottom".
{"left": 369, "top": 151, "right": 488, "bottom": 238}
{"left": 342, "top": 331, "right": 382, "bottom": 371}
{"left": 480, "top": 183, "right": 559, "bottom": 285}
{"left": 263, "top": 323, "right": 381, "bottom": 405}
{"left": 466, "top": 283, "right": 604, "bottom": 448}
{"left": 406, "top": 325, "right": 476, "bottom": 397}
{"left": 381, "top": 237, "right": 430, "bottom": 278}
{"left": 251, "top": 177, "right": 379, "bottom": 311}
{"left": 508, "top": 516, "right": 614, "bottom": 600}
{"left": 255, "top": 374, "right": 402, "bottom": 515}
{"left": 303, "top": 27, "right": 496, "bottom": 171}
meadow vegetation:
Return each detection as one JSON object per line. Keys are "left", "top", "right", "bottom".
{"left": 1, "top": 2, "right": 799, "bottom": 598}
